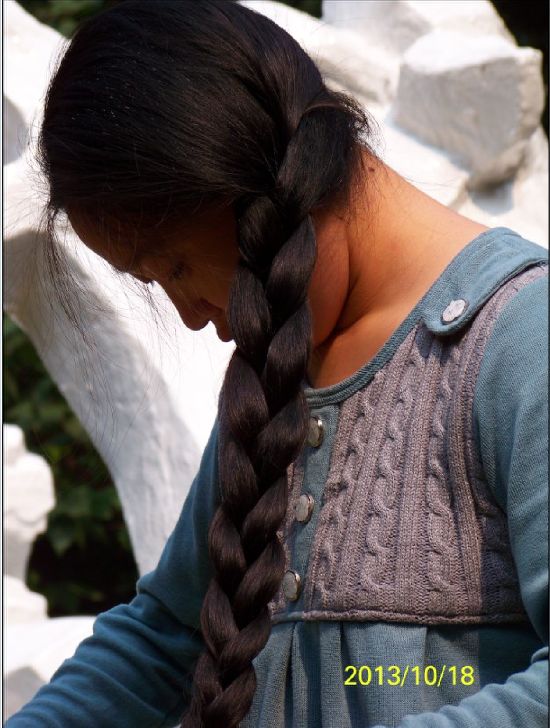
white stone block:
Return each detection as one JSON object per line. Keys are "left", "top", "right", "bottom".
{"left": 239, "top": 0, "right": 395, "bottom": 103}
{"left": 4, "top": 575, "right": 48, "bottom": 624}
{"left": 322, "top": 1, "right": 514, "bottom": 54}
{"left": 454, "top": 127, "right": 549, "bottom": 248}
{"left": 4, "top": 422, "right": 25, "bottom": 466}
{"left": 378, "top": 115, "right": 470, "bottom": 209}
{"left": 4, "top": 424, "right": 55, "bottom": 582}
{"left": 393, "top": 30, "right": 544, "bottom": 187}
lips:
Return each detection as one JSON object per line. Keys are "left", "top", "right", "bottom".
{"left": 209, "top": 310, "right": 232, "bottom": 341}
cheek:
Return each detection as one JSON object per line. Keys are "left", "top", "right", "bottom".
{"left": 204, "top": 267, "right": 236, "bottom": 312}
{"left": 205, "top": 251, "right": 240, "bottom": 312}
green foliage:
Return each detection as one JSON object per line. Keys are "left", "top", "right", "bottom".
{"left": 18, "top": 0, "right": 321, "bottom": 40}
{"left": 4, "top": 313, "right": 138, "bottom": 616}
{"left": 18, "top": 0, "right": 123, "bottom": 38}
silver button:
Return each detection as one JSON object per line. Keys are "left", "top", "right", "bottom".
{"left": 282, "top": 570, "right": 302, "bottom": 601}
{"left": 441, "top": 298, "right": 468, "bottom": 324}
{"left": 294, "top": 493, "right": 314, "bottom": 523}
{"left": 307, "top": 416, "right": 324, "bottom": 447}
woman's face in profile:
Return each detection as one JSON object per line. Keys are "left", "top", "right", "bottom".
{"left": 66, "top": 205, "right": 240, "bottom": 342}
{"left": 67, "top": 201, "right": 348, "bottom": 353}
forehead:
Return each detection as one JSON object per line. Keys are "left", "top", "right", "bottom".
{"left": 66, "top": 201, "right": 237, "bottom": 273}
{"left": 67, "top": 208, "right": 170, "bottom": 273}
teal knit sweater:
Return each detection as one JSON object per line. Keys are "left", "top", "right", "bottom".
{"left": 6, "top": 227, "right": 548, "bottom": 727}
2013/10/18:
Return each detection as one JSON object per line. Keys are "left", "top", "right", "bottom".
{"left": 343, "top": 665, "right": 476, "bottom": 687}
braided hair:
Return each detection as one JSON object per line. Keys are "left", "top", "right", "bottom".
{"left": 35, "top": 1, "right": 379, "bottom": 725}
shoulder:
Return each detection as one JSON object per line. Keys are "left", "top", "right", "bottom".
{"left": 472, "top": 261, "right": 548, "bottom": 511}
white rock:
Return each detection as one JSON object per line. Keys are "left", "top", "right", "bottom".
{"left": 4, "top": 422, "right": 25, "bottom": 466}
{"left": 239, "top": 0, "right": 396, "bottom": 103}
{"left": 377, "top": 112, "right": 470, "bottom": 209}
{"left": 5, "top": 615, "right": 95, "bottom": 679}
{"left": 393, "top": 30, "right": 545, "bottom": 188}
{"left": 322, "top": 0, "right": 514, "bottom": 55}
{"left": 4, "top": 615, "right": 95, "bottom": 718}
{"left": 4, "top": 0, "right": 69, "bottom": 161}
{"left": 4, "top": 424, "right": 55, "bottom": 581}
{"left": 454, "top": 127, "right": 549, "bottom": 247}
{"left": 4, "top": 575, "right": 48, "bottom": 624}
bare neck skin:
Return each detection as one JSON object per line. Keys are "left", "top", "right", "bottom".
{"left": 307, "top": 154, "right": 489, "bottom": 387}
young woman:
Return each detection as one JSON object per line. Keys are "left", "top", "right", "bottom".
{"left": 7, "top": 2, "right": 548, "bottom": 727}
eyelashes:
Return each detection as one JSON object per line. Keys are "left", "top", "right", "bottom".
{"left": 133, "top": 260, "right": 187, "bottom": 288}
{"left": 169, "top": 261, "right": 187, "bottom": 281}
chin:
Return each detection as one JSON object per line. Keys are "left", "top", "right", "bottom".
{"left": 218, "top": 327, "right": 233, "bottom": 342}
{"left": 213, "top": 319, "right": 233, "bottom": 342}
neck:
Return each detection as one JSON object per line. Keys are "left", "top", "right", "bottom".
{"left": 309, "top": 154, "right": 489, "bottom": 368}
{"left": 342, "top": 160, "right": 486, "bottom": 329}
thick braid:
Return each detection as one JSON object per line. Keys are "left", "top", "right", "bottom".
{"left": 180, "top": 103, "right": 332, "bottom": 728}
{"left": 31, "top": 0, "right": 376, "bottom": 722}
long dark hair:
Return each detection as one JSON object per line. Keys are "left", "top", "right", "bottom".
{"left": 34, "top": 1, "right": 379, "bottom": 725}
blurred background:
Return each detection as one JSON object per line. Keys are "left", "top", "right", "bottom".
{"left": 4, "top": 0, "right": 549, "bottom": 619}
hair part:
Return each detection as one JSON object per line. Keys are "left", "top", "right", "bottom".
{"left": 34, "top": 1, "right": 380, "bottom": 725}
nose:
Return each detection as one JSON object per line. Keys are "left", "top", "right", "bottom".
{"left": 175, "top": 307, "right": 208, "bottom": 331}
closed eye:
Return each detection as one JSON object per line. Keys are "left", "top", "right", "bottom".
{"left": 169, "top": 261, "right": 187, "bottom": 281}
{"left": 123, "top": 260, "right": 187, "bottom": 286}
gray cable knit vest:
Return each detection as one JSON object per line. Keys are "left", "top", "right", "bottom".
{"left": 269, "top": 262, "right": 548, "bottom": 625}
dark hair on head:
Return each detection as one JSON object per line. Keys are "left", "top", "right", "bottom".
{"left": 35, "top": 0, "right": 380, "bottom": 725}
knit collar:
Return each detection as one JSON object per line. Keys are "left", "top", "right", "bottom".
{"left": 304, "top": 226, "right": 548, "bottom": 408}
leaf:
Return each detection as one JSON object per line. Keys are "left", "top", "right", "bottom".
{"left": 55, "top": 485, "right": 93, "bottom": 518}
{"left": 48, "top": 518, "right": 76, "bottom": 556}
{"left": 91, "top": 489, "right": 118, "bottom": 520}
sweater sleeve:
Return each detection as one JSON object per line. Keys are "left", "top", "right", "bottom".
{"left": 375, "top": 269, "right": 549, "bottom": 728}
{"left": 5, "top": 417, "right": 222, "bottom": 728}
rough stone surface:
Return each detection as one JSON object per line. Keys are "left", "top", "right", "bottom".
{"left": 240, "top": 0, "right": 395, "bottom": 103}
{"left": 455, "top": 127, "right": 549, "bottom": 245}
{"left": 378, "top": 116, "right": 470, "bottom": 209}
{"left": 322, "top": 0, "right": 514, "bottom": 54}
{"left": 393, "top": 30, "right": 545, "bottom": 187}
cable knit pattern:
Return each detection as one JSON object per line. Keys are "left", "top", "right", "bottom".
{"left": 269, "top": 261, "right": 547, "bottom": 625}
